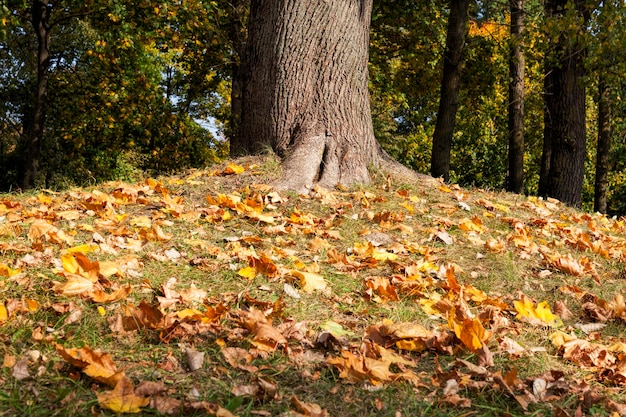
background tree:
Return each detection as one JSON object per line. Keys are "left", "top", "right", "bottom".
{"left": 430, "top": 0, "right": 471, "bottom": 181}
{"left": 236, "top": 0, "right": 415, "bottom": 192}
{"left": 507, "top": 0, "right": 525, "bottom": 193}
{"left": 538, "top": 0, "right": 594, "bottom": 207}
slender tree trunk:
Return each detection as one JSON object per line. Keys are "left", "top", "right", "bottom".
{"left": 228, "top": 0, "right": 248, "bottom": 146}
{"left": 507, "top": 0, "right": 525, "bottom": 194}
{"left": 22, "top": 0, "right": 51, "bottom": 190}
{"left": 237, "top": 0, "right": 415, "bottom": 192}
{"left": 539, "top": 0, "right": 590, "bottom": 207}
{"left": 430, "top": 0, "right": 470, "bottom": 182}
{"left": 538, "top": 72, "right": 552, "bottom": 197}
{"left": 594, "top": 78, "right": 611, "bottom": 213}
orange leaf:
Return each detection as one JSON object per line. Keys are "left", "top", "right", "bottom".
{"left": 54, "top": 343, "right": 124, "bottom": 387}
{"left": 448, "top": 307, "right": 491, "bottom": 352}
{"left": 89, "top": 284, "right": 132, "bottom": 303}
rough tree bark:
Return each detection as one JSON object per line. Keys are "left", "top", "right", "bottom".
{"left": 430, "top": 0, "right": 470, "bottom": 182}
{"left": 594, "top": 78, "right": 610, "bottom": 214}
{"left": 235, "top": 0, "right": 416, "bottom": 192}
{"left": 22, "top": 0, "right": 51, "bottom": 189}
{"left": 507, "top": 0, "right": 525, "bottom": 194}
{"left": 228, "top": 0, "right": 248, "bottom": 144}
{"left": 539, "top": 0, "right": 592, "bottom": 207}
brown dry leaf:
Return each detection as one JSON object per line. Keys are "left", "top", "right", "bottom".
{"left": 499, "top": 337, "right": 526, "bottom": 358}
{"left": 560, "top": 339, "right": 616, "bottom": 368}
{"left": 252, "top": 323, "right": 288, "bottom": 352}
{"left": 134, "top": 380, "right": 167, "bottom": 396}
{"left": 326, "top": 350, "right": 392, "bottom": 385}
{"left": 97, "top": 377, "right": 150, "bottom": 414}
{"left": 12, "top": 357, "right": 30, "bottom": 381}
{"left": 291, "top": 395, "right": 329, "bottom": 417}
{"left": 185, "top": 347, "right": 205, "bottom": 371}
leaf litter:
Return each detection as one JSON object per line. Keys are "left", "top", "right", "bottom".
{"left": 1, "top": 156, "right": 626, "bottom": 415}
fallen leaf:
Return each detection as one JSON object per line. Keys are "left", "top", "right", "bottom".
{"left": 97, "top": 377, "right": 150, "bottom": 413}
{"left": 290, "top": 270, "right": 329, "bottom": 293}
{"left": 12, "top": 357, "right": 29, "bottom": 381}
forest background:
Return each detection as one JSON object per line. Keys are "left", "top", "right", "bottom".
{"left": 1, "top": 0, "right": 625, "bottom": 213}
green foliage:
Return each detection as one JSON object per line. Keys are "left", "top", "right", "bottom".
{"left": 0, "top": 0, "right": 227, "bottom": 191}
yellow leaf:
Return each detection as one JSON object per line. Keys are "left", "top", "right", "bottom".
{"left": 97, "top": 306, "right": 106, "bottom": 316}
{"left": 0, "top": 263, "right": 20, "bottom": 277}
{"left": 372, "top": 249, "right": 398, "bottom": 262}
{"left": 290, "top": 270, "right": 329, "bottom": 293}
{"left": 130, "top": 216, "right": 152, "bottom": 228}
{"left": 238, "top": 266, "right": 257, "bottom": 280}
{"left": 0, "top": 302, "right": 8, "bottom": 323}
{"left": 222, "top": 163, "right": 245, "bottom": 175}
{"left": 97, "top": 378, "right": 149, "bottom": 413}
{"left": 98, "top": 261, "right": 120, "bottom": 278}
{"left": 176, "top": 308, "right": 204, "bottom": 319}
{"left": 61, "top": 253, "right": 80, "bottom": 274}
{"left": 549, "top": 331, "right": 576, "bottom": 348}
{"left": 514, "top": 295, "right": 563, "bottom": 327}
{"left": 66, "top": 244, "right": 99, "bottom": 254}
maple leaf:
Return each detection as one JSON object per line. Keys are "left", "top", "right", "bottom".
{"left": 514, "top": 294, "right": 563, "bottom": 327}
{"left": 54, "top": 343, "right": 125, "bottom": 387}
{"left": 448, "top": 305, "right": 491, "bottom": 352}
{"left": 364, "top": 276, "right": 399, "bottom": 303}
{"left": 97, "top": 377, "right": 150, "bottom": 413}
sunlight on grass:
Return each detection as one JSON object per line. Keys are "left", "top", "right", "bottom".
{"left": 1, "top": 155, "right": 626, "bottom": 416}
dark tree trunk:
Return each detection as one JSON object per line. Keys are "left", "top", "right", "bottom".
{"left": 538, "top": 72, "right": 552, "bottom": 197}
{"left": 236, "top": 0, "right": 414, "bottom": 192}
{"left": 22, "top": 0, "right": 51, "bottom": 190}
{"left": 22, "top": 1, "right": 51, "bottom": 189}
{"left": 507, "top": 0, "right": 525, "bottom": 194}
{"left": 430, "top": 0, "right": 470, "bottom": 182}
{"left": 594, "top": 78, "right": 610, "bottom": 214}
{"left": 539, "top": 0, "right": 590, "bottom": 207}
{"left": 228, "top": 0, "right": 248, "bottom": 145}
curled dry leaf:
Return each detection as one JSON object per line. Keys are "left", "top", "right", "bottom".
{"left": 185, "top": 347, "right": 205, "bottom": 371}
{"left": 290, "top": 395, "right": 329, "bottom": 417}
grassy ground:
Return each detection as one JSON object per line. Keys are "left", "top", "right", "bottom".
{"left": 1, "top": 154, "right": 626, "bottom": 416}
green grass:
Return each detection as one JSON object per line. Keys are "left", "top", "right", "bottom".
{"left": 1, "top": 154, "right": 626, "bottom": 415}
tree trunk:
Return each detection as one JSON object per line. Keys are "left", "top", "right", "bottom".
{"left": 22, "top": 0, "right": 51, "bottom": 190}
{"left": 430, "top": 0, "right": 470, "bottom": 182}
{"left": 228, "top": 0, "right": 248, "bottom": 146}
{"left": 538, "top": 72, "right": 552, "bottom": 197}
{"left": 594, "top": 78, "right": 610, "bottom": 214}
{"left": 236, "top": 0, "right": 414, "bottom": 192}
{"left": 539, "top": 0, "right": 589, "bottom": 207}
{"left": 507, "top": 0, "right": 525, "bottom": 194}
